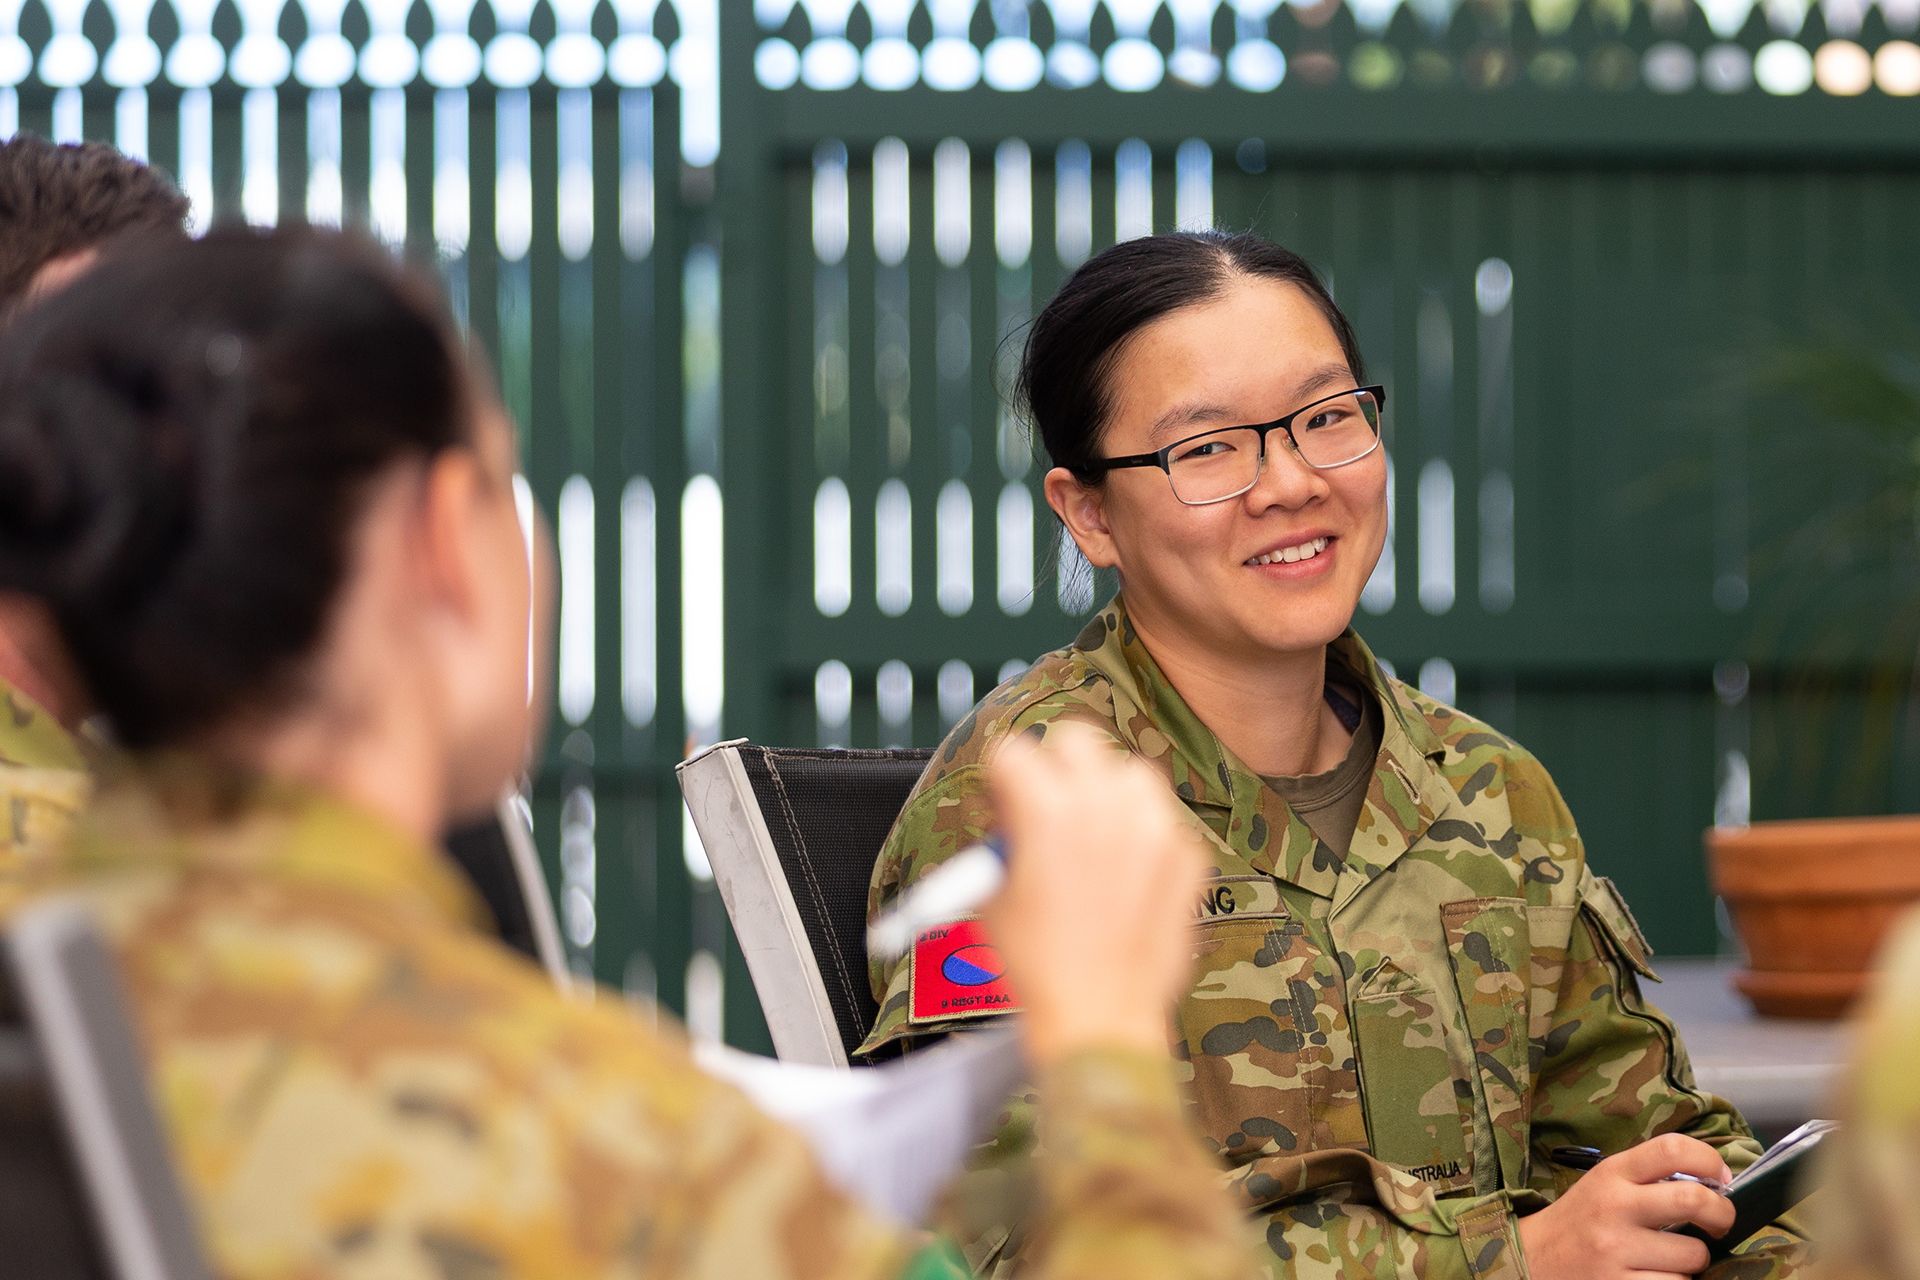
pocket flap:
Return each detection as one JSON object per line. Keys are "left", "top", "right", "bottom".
{"left": 1579, "top": 875, "right": 1660, "bottom": 982}
{"left": 1442, "top": 897, "right": 1531, "bottom": 1191}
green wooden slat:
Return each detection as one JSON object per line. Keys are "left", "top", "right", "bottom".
{"left": 639, "top": 82, "right": 693, "bottom": 1012}
{"left": 766, "top": 86, "right": 1920, "bottom": 158}
{"left": 526, "top": 89, "right": 565, "bottom": 511}
{"left": 1151, "top": 138, "right": 1176, "bottom": 233}
{"left": 211, "top": 92, "right": 242, "bottom": 220}
{"left": 1029, "top": 143, "right": 1063, "bottom": 330}
{"left": 582, "top": 85, "right": 635, "bottom": 991}
{"left": 81, "top": 86, "right": 112, "bottom": 147}
{"left": 967, "top": 141, "right": 1001, "bottom": 639}
{"left": 1088, "top": 140, "right": 1116, "bottom": 260}
{"left": 466, "top": 90, "right": 502, "bottom": 389}
{"left": 1448, "top": 169, "right": 1482, "bottom": 619}
{"left": 403, "top": 85, "right": 433, "bottom": 264}
{"left": 339, "top": 86, "right": 370, "bottom": 229}
{"left": 906, "top": 147, "right": 943, "bottom": 746}
{"left": 276, "top": 86, "right": 305, "bottom": 232}
{"left": 149, "top": 87, "right": 181, "bottom": 194}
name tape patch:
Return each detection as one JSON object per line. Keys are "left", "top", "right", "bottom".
{"left": 910, "top": 919, "right": 1021, "bottom": 1023}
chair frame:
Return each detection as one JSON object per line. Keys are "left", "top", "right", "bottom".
{"left": 492, "top": 790, "right": 569, "bottom": 987}
{"left": 678, "top": 740, "right": 861, "bottom": 1067}
{"left": 3, "top": 899, "right": 214, "bottom": 1280}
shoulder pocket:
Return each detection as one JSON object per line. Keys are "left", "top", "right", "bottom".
{"left": 1579, "top": 875, "right": 1660, "bottom": 983}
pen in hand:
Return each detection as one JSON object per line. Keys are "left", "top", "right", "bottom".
{"left": 866, "top": 836, "right": 1008, "bottom": 959}
{"left": 1550, "top": 1145, "right": 1732, "bottom": 1195}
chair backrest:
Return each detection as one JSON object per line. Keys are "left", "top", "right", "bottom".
{"left": 0, "top": 900, "right": 214, "bottom": 1280}
{"left": 676, "top": 742, "right": 932, "bottom": 1067}
{"left": 443, "top": 790, "right": 569, "bottom": 986}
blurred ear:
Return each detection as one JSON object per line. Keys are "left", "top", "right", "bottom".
{"left": 1042, "top": 466, "right": 1119, "bottom": 571}
{"left": 415, "top": 449, "right": 488, "bottom": 621}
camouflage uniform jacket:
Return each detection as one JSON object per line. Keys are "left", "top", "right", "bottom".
{"left": 860, "top": 595, "right": 1807, "bottom": 1280}
{"left": 0, "top": 673, "right": 89, "bottom": 870}
{"left": 1, "top": 756, "right": 1267, "bottom": 1280}
{"left": 1815, "top": 910, "right": 1920, "bottom": 1280}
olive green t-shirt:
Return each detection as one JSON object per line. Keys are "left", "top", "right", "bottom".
{"left": 1261, "top": 677, "right": 1383, "bottom": 862}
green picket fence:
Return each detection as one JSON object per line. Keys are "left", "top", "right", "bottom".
{"left": 11, "top": 0, "right": 1920, "bottom": 1048}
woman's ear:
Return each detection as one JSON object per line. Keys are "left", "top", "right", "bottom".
{"left": 415, "top": 448, "right": 488, "bottom": 621}
{"left": 1042, "top": 466, "right": 1120, "bottom": 571}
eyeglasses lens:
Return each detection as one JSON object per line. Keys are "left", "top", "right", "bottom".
{"left": 1166, "top": 389, "right": 1382, "bottom": 503}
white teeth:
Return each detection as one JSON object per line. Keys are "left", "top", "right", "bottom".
{"left": 1248, "top": 537, "right": 1330, "bottom": 567}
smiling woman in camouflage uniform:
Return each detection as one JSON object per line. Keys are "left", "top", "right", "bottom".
{"left": 860, "top": 232, "right": 1807, "bottom": 1280}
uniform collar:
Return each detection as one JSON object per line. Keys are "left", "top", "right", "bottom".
{"left": 1073, "top": 594, "right": 1456, "bottom": 904}
{"left": 65, "top": 754, "right": 490, "bottom": 933}
{"left": 0, "top": 674, "right": 89, "bottom": 773}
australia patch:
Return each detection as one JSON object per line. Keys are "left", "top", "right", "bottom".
{"left": 909, "top": 918, "right": 1022, "bottom": 1023}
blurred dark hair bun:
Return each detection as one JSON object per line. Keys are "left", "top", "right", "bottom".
{"left": 0, "top": 351, "right": 205, "bottom": 609}
{"left": 0, "top": 225, "right": 472, "bottom": 748}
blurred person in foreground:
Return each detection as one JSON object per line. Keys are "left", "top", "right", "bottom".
{"left": 1816, "top": 916, "right": 1920, "bottom": 1280}
{"left": 0, "top": 224, "right": 1267, "bottom": 1280}
{"left": 0, "top": 132, "right": 190, "bottom": 869}
{"left": 0, "top": 134, "right": 546, "bottom": 968}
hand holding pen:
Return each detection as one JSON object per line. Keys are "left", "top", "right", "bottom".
{"left": 1550, "top": 1146, "right": 1732, "bottom": 1195}
{"left": 1520, "top": 1133, "right": 1736, "bottom": 1280}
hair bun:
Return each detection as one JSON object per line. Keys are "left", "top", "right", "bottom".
{"left": 0, "top": 368, "right": 192, "bottom": 610}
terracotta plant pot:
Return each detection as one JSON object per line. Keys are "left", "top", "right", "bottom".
{"left": 1707, "top": 815, "right": 1920, "bottom": 1019}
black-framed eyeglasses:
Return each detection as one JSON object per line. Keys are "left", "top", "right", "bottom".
{"left": 1079, "top": 385, "right": 1387, "bottom": 506}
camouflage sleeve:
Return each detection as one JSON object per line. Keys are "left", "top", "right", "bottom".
{"left": 642, "top": 1043, "right": 919, "bottom": 1280}
{"left": 1019, "top": 1047, "right": 1267, "bottom": 1280}
{"left": 656, "top": 1039, "right": 1266, "bottom": 1280}
{"left": 1812, "top": 912, "right": 1920, "bottom": 1280}
{"left": 1528, "top": 865, "right": 1808, "bottom": 1277}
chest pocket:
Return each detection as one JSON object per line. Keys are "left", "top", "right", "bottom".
{"left": 1351, "top": 960, "right": 1474, "bottom": 1192}
{"left": 1181, "top": 885, "right": 1341, "bottom": 1166}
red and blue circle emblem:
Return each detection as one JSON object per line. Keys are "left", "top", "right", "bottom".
{"left": 940, "top": 943, "right": 1004, "bottom": 987}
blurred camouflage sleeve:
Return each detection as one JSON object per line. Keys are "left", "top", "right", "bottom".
{"left": 0, "top": 677, "right": 90, "bottom": 871}
{"left": 640, "top": 1047, "right": 922, "bottom": 1280}
{"left": 1021, "top": 1047, "right": 1267, "bottom": 1280}
{"left": 1812, "top": 911, "right": 1920, "bottom": 1280}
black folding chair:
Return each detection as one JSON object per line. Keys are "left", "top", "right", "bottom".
{"left": 443, "top": 790, "right": 568, "bottom": 984}
{"left": 676, "top": 742, "right": 932, "bottom": 1066}
{"left": 0, "top": 900, "right": 214, "bottom": 1280}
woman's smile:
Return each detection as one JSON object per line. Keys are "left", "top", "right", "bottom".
{"left": 1244, "top": 531, "right": 1337, "bottom": 577}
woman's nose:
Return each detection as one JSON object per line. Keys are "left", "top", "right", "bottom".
{"left": 1244, "top": 431, "right": 1329, "bottom": 510}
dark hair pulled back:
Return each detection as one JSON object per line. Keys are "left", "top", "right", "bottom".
{"left": 1017, "top": 230, "right": 1365, "bottom": 477}
{"left": 0, "top": 225, "right": 472, "bottom": 748}
{"left": 0, "top": 133, "right": 191, "bottom": 320}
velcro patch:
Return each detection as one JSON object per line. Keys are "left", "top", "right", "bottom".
{"left": 1194, "top": 875, "right": 1288, "bottom": 922}
{"left": 909, "top": 919, "right": 1021, "bottom": 1024}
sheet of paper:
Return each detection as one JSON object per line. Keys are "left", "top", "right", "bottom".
{"left": 694, "top": 1026, "right": 1025, "bottom": 1226}
{"left": 1732, "top": 1118, "right": 1836, "bottom": 1189}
